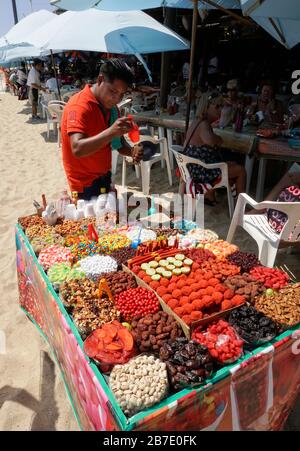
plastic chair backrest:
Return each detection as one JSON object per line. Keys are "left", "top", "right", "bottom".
{"left": 48, "top": 102, "right": 65, "bottom": 121}
{"left": 170, "top": 145, "right": 204, "bottom": 183}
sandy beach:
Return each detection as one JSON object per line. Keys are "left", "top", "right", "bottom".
{"left": 0, "top": 88, "right": 299, "bottom": 430}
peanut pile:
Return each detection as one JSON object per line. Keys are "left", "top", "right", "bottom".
{"left": 109, "top": 355, "right": 168, "bottom": 416}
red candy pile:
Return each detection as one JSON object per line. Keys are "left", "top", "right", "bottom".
{"left": 115, "top": 286, "right": 160, "bottom": 321}
{"left": 192, "top": 320, "right": 243, "bottom": 363}
{"left": 157, "top": 270, "right": 245, "bottom": 325}
{"left": 250, "top": 266, "right": 289, "bottom": 289}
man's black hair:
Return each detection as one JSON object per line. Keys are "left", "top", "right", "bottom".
{"left": 99, "top": 58, "right": 134, "bottom": 87}
{"left": 33, "top": 58, "right": 43, "bottom": 66}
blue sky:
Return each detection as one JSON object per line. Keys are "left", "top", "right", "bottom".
{"left": 0, "top": 0, "right": 54, "bottom": 36}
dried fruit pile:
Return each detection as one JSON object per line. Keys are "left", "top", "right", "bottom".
{"left": 184, "top": 247, "right": 215, "bottom": 265}
{"left": 250, "top": 266, "right": 289, "bottom": 289}
{"left": 131, "top": 311, "right": 183, "bottom": 353}
{"left": 104, "top": 270, "right": 137, "bottom": 296}
{"left": 204, "top": 240, "right": 239, "bottom": 259}
{"left": 229, "top": 305, "right": 278, "bottom": 345}
{"left": 159, "top": 338, "right": 214, "bottom": 390}
{"left": 84, "top": 321, "right": 136, "bottom": 372}
{"left": 227, "top": 251, "right": 260, "bottom": 273}
{"left": 192, "top": 320, "right": 243, "bottom": 363}
{"left": 224, "top": 273, "right": 265, "bottom": 302}
{"left": 254, "top": 283, "right": 300, "bottom": 328}
{"left": 115, "top": 286, "right": 160, "bottom": 321}
{"left": 199, "top": 260, "right": 240, "bottom": 280}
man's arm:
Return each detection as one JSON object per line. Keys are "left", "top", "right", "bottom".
{"left": 70, "top": 116, "right": 133, "bottom": 158}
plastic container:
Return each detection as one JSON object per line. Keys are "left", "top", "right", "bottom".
{"left": 56, "top": 189, "right": 72, "bottom": 218}
{"left": 127, "top": 114, "right": 140, "bottom": 143}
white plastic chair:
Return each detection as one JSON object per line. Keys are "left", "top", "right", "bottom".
{"left": 227, "top": 193, "right": 300, "bottom": 267}
{"left": 121, "top": 135, "right": 173, "bottom": 195}
{"left": 41, "top": 101, "right": 59, "bottom": 141}
{"left": 171, "top": 145, "right": 235, "bottom": 217}
{"left": 40, "top": 92, "right": 58, "bottom": 118}
{"left": 47, "top": 101, "right": 66, "bottom": 146}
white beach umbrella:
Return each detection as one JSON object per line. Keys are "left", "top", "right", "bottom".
{"left": 25, "top": 9, "right": 189, "bottom": 54}
{"left": 0, "top": 10, "right": 56, "bottom": 51}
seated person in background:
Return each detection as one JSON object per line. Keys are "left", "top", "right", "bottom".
{"left": 16, "top": 62, "right": 27, "bottom": 87}
{"left": 181, "top": 92, "right": 246, "bottom": 205}
{"left": 219, "top": 79, "right": 242, "bottom": 128}
{"left": 247, "top": 81, "right": 285, "bottom": 125}
{"left": 45, "top": 70, "right": 61, "bottom": 93}
{"left": 9, "top": 70, "right": 18, "bottom": 95}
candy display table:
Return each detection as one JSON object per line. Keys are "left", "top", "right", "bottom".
{"left": 16, "top": 224, "right": 300, "bottom": 431}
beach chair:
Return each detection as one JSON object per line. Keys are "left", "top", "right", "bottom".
{"left": 121, "top": 135, "right": 173, "bottom": 195}
{"left": 227, "top": 193, "right": 300, "bottom": 267}
{"left": 170, "top": 145, "right": 235, "bottom": 218}
{"left": 47, "top": 101, "right": 66, "bottom": 146}
{"left": 41, "top": 101, "right": 59, "bottom": 141}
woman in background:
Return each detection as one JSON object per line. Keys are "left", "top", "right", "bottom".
{"left": 181, "top": 92, "right": 246, "bottom": 205}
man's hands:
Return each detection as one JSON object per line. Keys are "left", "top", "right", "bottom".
{"left": 110, "top": 116, "right": 133, "bottom": 137}
{"left": 131, "top": 143, "right": 143, "bottom": 163}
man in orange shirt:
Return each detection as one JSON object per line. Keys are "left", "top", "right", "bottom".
{"left": 61, "top": 59, "right": 143, "bottom": 200}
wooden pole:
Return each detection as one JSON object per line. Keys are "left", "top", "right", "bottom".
{"left": 50, "top": 50, "right": 61, "bottom": 100}
{"left": 185, "top": 0, "right": 198, "bottom": 134}
{"left": 11, "top": 0, "right": 18, "bottom": 24}
{"left": 160, "top": 7, "right": 176, "bottom": 109}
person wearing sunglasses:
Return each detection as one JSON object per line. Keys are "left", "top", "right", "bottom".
{"left": 219, "top": 79, "right": 241, "bottom": 129}
{"left": 181, "top": 91, "right": 246, "bottom": 205}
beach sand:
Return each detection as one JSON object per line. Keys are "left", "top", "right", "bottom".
{"left": 0, "top": 89, "right": 299, "bottom": 430}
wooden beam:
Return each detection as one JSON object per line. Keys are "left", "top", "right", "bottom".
{"left": 185, "top": 0, "right": 198, "bottom": 134}
{"left": 201, "top": 0, "right": 257, "bottom": 28}
{"left": 268, "top": 17, "right": 287, "bottom": 46}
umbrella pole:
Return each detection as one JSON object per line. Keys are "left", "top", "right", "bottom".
{"left": 185, "top": 0, "right": 198, "bottom": 134}
{"left": 50, "top": 49, "right": 61, "bottom": 100}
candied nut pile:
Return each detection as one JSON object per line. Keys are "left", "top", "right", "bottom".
{"left": 224, "top": 273, "right": 265, "bottom": 302}
{"left": 72, "top": 298, "right": 120, "bottom": 338}
{"left": 104, "top": 270, "right": 137, "bottom": 296}
{"left": 131, "top": 311, "right": 183, "bottom": 353}
{"left": 254, "top": 283, "right": 300, "bottom": 327}
{"left": 59, "top": 278, "right": 99, "bottom": 310}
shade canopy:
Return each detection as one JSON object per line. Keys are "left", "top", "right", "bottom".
{"left": 50, "top": 0, "right": 240, "bottom": 11}
{"left": 0, "top": 10, "right": 56, "bottom": 50}
{"left": 25, "top": 9, "right": 189, "bottom": 54}
{"left": 241, "top": 0, "right": 300, "bottom": 20}
{"left": 241, "top": 0, "right": 300, "bottom": 48}
{"left": 0, "top": 45, "right": 50, "bottom": 64}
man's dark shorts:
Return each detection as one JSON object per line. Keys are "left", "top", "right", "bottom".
{"left": 78, "top": 172, "right": 112, "bottom": 200}
{"left": 31, "top": 87, "right": 39, "bottom": 105}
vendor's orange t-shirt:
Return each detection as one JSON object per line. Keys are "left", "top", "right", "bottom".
{"left": 61, "top": 84, "right": 112, "bottom": 192}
